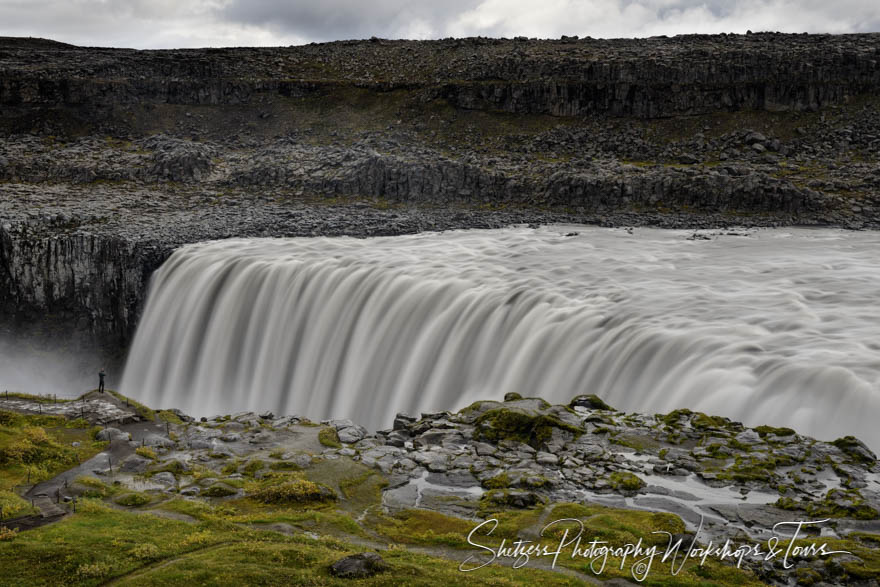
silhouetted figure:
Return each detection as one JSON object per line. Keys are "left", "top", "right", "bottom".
{"left": 98, "top": 368, "right": 105, "bottom": 393}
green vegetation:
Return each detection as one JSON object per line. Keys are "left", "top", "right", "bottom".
{"left": 115, "top": 493, "right": 151, "bottom": 507}
{"left": 243, "top": 459, "right": 265, "bottom": 476}
{"left": 0, "top": 491, "right": 37, "bottom": 519}
{"left": 482, "top": 472, "right": 511, "bottom": 489}
{"left": 135, "top": 447, "right": 157, "bottom": 460}
{"left": 716, "top": 454, "right": 792, "bottom": 484}
{"left": 569, "top": 394, "right": 614, "bottom": 411}
{"left": 608, "top": 471, "right": 647, "bottom": 491}
{"left": 148, "top": 460, "right": 187, "bottom": 477}
{"left": 247, "top": 476, "right": 336, "bottom": 505}
{"left": 318, "top": 427, "right": 342, "bottom": 448}
{"left": 833, "top": 436, "right": 877, "bottom": 464}
{"left": 202, "top": 485, "right": 238, "bottom": 498}
{"left": 75, "top": 477, "right": 122, "bottom": 499}
{"left": 754, "top": 425, "right": 796, "bottom": 438}
{"left": 156, "top": 410, "right": 184, "bottom": 425}
{"left": 0, "top": 410, "right": 105, "bottom": 490}
{"left": 0, "top": 500, "right": 591, "bottom": 586}
{"left": 106, "top": 391, "right": 155, "bottom": 421}
{"left": 473, "top": 407, "right": 582, "bottom": 448}
{"left": 776, "top": 488, "right": 879, "bottom": 520}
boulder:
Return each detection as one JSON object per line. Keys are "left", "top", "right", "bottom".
{"left": 329, "top": 553, "right": 389, "bottom": 579}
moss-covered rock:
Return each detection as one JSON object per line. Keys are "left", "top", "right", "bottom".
{"left": 776, "top": 488, "right": 879, "bottom": 520}
{"left": 473, "top": 407, "right": 582, "bottom": 449}
{"left": 202, "top": 484, "right": 238, "bottom": 498}
{"left": 479, "top": 489, "right": 546, "bottom": 513}
{"left": 608, "top": 471, "right": 646, "bottom": 492}
{"left": 832, "top": 436, "right": 877, "bottom": 464}
{"left": 115, "top": 492, "right": 151, "bottom": 507}
{"left": 482, "top": 472, "right": 511, "bottom": 489}
{"left": 318, "top": 427, "right": 342, "bottom": 448}
{"left": 248, "top": 477, "right": 337, "bottom": 505}
{"left": 755, "top": 425, "right": 796, "bottom": 438}
{"left": 569, "top": 394, "right": 614, "bottom": 411}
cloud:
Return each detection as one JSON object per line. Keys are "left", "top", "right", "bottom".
{"left": 0, "top": 0, "right": 305, "bottom": 48}
{"left": 0, "top": 0, "right": 877, "bottom": 49}
{"left": 448, "top": 0, "right": 880, "bottom": 38}
{"left": 221, "top": 0, "right": 478, "bottom": 41}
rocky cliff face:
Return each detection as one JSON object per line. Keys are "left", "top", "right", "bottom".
{"left": 1, "top": 33, "right": 879, "bottom": 353}
{"left": 2, "top": 33, "right": 880, "bottom": 117}
{"left": 0, "top": 222, "right": 168, "bottom": 352}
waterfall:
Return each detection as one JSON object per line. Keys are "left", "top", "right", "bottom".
{"left": 121, "top": 226, "right": 880, "bottom": 449}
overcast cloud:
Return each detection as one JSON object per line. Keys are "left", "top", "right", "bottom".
{"left": 0, "top": 0, "right": 878, "bottom": 49}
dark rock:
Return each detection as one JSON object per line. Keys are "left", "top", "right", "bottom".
{"left": 393, "top": 413, "right": 417, "bottom": 431}
{"left": 328, "top": 553, "right": 389, "bottom": 579}
{"left": 570, "top": 394, "right": 614, "bottom": 411}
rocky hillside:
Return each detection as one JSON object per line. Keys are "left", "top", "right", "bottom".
{"left": 1, "top": 33, "right": 880, "bottom": 357}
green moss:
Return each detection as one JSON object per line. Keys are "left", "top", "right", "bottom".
{"left": 268, "top": 461, "right": 301, "bottom": 472}
{"left": 247, "top": 477, "right": 336, "bottom": 505}
{"left": 135, "top": 447, "right": 157, "bottom": 460}
{"left": 660, "top": 409, "right": 694, "bottom": 426}
{"left": 776, "top": 488, "right": 879, "bottom": 520}
{"left": 691, "top": 413, "right": 730, "bottom": 430}
{"left": 478, "top": 489, "right": 546, "bottom": 516}
{"left": 318, "top": 427, "right": 341, "bottom": 448}
{"left": 482, "top": 472, "right": 511, "bottom": 489}
{"left": 716, "top": 454, "right": 792, "bottom": 484}
{"left": 149, "top": 460, "right": 186, "bottom": 477}
{"left": 755, "top": 425, "right": 796, "bottom": 438}
{"left": 202, "top": 484, "right": 238, "bottom": 498}
{"left": 115, "top": 493, "right": 151, "bottom": 507}
{"left": 75, "top": 476, "right": 122, "bottom": 499}
{"left": 608, "top": 471, "right": 646, "bottom": 491}
{"left": 156, "top": 410, "right": 184, "bottom": 425}
{"left": 107, "top": 391, "right": 155, "bottom": 421}
{"left": 832, "top": 436, "right": 876, "bottom": 464}
{"left": 548, "top": 502, "right": 597, "bottom": 519}
{"left": 473, "top": 408, "right": 582, "bottom": 448}
{"left": 569, "top": 394, "right": 613, "bottom": 411}
{"left": 243, "top": 460, "right": 265, "bottom": 476}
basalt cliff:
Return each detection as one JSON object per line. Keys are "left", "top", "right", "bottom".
{"left": 2, "top": 33, "right": 880, "bottom": 361}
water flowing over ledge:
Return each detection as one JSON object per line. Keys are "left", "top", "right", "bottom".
{"left": 122, "top": 226, "right": 880, "bottom": 449}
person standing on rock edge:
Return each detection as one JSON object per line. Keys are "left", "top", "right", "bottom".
{"left": 98, "top": 368, "right": 105, "bottom": 393}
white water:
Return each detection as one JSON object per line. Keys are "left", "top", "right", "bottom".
{"left": 121, "top": 226, "right": 880, "bottom": 449}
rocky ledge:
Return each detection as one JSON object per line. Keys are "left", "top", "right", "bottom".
{"left": 7, "top": 390, "right": 877, "bottom": 585}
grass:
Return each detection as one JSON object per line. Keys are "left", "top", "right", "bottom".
{"left": 0, "top": 499, "right": 591, "bottom": 586}
{"left": 0, "top": 410, "right": 106, "bottom": 491}
{"left": 0, "top": 491, "right": 37, "bottom": 520}
{"left": 106, "top": 391, "right": 155, "bottom": 422}
{"left": 0, "top": 392, "right": 74, "bottom": 404}
{"left": 318, "top": 427, "right": 342, "bottom": 448}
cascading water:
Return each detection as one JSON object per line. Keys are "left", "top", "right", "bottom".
{"left": 121, "top": 226, "right": 880, "bottom": 449}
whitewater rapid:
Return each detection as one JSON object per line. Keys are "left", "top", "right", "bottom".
{"left": 121, "top": 226, "right": 880, "bottom": 449}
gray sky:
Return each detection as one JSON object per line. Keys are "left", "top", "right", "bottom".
{"left": 0, "top": 0, "right": 878, "bottom": 49}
